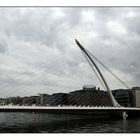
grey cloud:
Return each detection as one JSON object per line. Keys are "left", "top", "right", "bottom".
{"left": 0, "top": 7, "right": 140, "bottom": 97}
{"left": 62, "top": 8, "right": 83, "bottom": 26}
{"left": 0, "top": 40, "right": 7, "bottom": 53}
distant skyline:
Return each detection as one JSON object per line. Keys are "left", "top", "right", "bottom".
{"left": 0, "top": 7, "right": 140, "bottom": 97}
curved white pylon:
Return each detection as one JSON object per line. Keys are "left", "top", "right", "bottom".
{"left": 75, "top": 39, "right": 120, "bottom": 107}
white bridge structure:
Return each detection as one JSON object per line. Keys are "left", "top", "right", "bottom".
{"left": 0, "top": 39, "right": 139, "bottom": 119}
{"left": 0, "top": 105, "right": 140, "bottom": 119}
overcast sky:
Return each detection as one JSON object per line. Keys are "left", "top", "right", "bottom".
{"left": 0, "top": 7, "right": 140, "bottom": 97}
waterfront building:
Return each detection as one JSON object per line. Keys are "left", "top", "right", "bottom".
{"left": 112, "top": 89, "right": 134, "bottom": 107}
{"left": 132, "top": 87, "right": 140, "bottom": 107}
{"left": 68, "top": 86, "right": 140, "bottom": 107}
{"left": 21, "top": 96, "right": 40, "bottom": 106}
{"left": 0, "top": 98, "right": 6, "bottom": 105}
{"left": 112, "top": 87, "right": 140, "bottom": 107}
{"left": 83, "top": 85, "right": 96, "bottom": 91}
{"left": 39, "top": 93, "right": 68, "bottom": 106}
{"left": 68, "top": 86, "right": 113, "bottom": 106}
{"left": 39, "top": 94, "right": 49, "bottom": 106}
{"left": 5, "top": 96, "right": 22, "bottom": 106}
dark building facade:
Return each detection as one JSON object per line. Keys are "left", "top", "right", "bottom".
{"left": 68, "top": 88, "right": 113, "bottom": 107}
{"left": 112, "top": 89, "right": 135, "bottom": 107}
{"left": 39, "top": 93, "right": 68, "bottom": 106}
{"left": 21, "top": 96, "right": 40, "bottom": 106}
{"left": 0, "top": 98, "right": 6, "bottom": 105}
{"left": 39, "top": 86, "right": 114, "bottom": 107}
{"left": 132, "top": 87, "right": 140, "bottom": 107}
{"left": 38, "top": 87, "right": 140, "bottom": 107}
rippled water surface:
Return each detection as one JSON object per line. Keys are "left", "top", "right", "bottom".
{"left": 0, "top": 112, "right": 140, "bottom": 133}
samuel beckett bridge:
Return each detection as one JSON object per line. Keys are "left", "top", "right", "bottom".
{"left": 0, "top": 39, "right": 140, "bottom": 119}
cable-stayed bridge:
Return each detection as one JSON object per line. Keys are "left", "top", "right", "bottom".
{"left": 0, "top": 105, "right": 140, "bottom": 119}
{"left": 0, "top": 39, "right": 139, "bottom": 119}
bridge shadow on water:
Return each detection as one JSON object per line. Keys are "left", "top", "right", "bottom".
{"left": 0, "top": 112, "right": 140, "bottom": 133}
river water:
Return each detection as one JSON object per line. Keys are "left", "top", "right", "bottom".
{"left": 0, "top": 112, "right": 140, "bottom": 133}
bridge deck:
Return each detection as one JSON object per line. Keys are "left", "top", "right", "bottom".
{"left": 0, "top": 106, "right": 140, "bottom": 118}
{"left": 0, "top": 105, "right": 140, "bottom": 110}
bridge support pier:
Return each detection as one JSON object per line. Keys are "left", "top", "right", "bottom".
{"left": 122, "top": 112, "right": 128, "bottom": 120}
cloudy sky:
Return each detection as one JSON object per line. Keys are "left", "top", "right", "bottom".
{"left": 0, "top": 7, "right": 140, "bottom": 97}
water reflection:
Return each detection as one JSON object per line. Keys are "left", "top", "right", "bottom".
{"left": 0, "top": 112, "right": 140, "bottom": 133}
